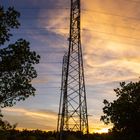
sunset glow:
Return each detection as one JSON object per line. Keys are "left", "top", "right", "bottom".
{"left": 94, "top": 128, "right": 109, "bottom": 134}
{"left": 1, "top": 0, "right": 140, "bottom": 133}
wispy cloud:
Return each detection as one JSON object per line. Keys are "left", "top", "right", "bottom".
{"left": 2, "top": 0, "right": 140, "bottom": 132}
{"left": 3, "top": 107, "right": 113, "bottom": 132}
{"left": 38, "top": 0, "right": 140, "bottom": 85}
{"left": 2, "top": 107, "right": 57, "bottom": 131}
{"left": 26, "top": 0, "right": 140, "bottom": 132}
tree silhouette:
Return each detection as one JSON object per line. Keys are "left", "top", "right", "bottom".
{"left": 0, "top": 6, "right": 40, "bottom": 129}
{"left": 101, "top": 80, "right": 140, "bottom": 136}
{"left": 0, "top": 6, "right": 40, "bottom": 107}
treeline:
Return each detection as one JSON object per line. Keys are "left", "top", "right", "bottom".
{"left": 0, "top": 5, "right": 140, "bottom": 140}
{"left": 0, "top": 130, "right": 139, "bottom": 140}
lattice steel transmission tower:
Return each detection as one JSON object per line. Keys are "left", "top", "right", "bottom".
{"left": 57, "top": 0, "right": 89, "bottom": 137}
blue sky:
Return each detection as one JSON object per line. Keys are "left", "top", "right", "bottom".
{"left": 1, "top": 0, "right": 140, "bottom": 133}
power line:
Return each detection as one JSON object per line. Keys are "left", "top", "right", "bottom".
{"left": 82, "top": 9, "right": 140, "bottom": 21}
{"left": 81, "top": 21, "right": 140, "bottom": 31}
{"left": 119, "top": 0, "right": 140, "bottom": 3}
{"left": 38, "top": 74, "right": 61, "bottom": 76}
{"left": 13, "top": 0, "right": 140, "bottom": 11}
{"left": 18, "top": 27, "right": 68, "bottom": 30}
{"left": 15, "top": 7, "right": 69, "bottom": 10}
{"left": 91, "top": 37, "right": 140, "bottom": 47}
{"left": 14, "top": 7, "right": 140, "bottom": 21}
{"left": 11, "top": 33, "right": 140, "bottom": 47}
{"left": 39, "top": 60, "right": 62, "bottom": 63}
{"left": 83, "top": 28, "right": 140, "bottom": 40}
{"left": 20, "top": 17, "right": 69, "bottom": 20}
{"left": 35, "top": 87, "right": 60, "bottom": 88}
{"left": 33, "top": 51, "right": 65, "bottom": 53}
{"left": 18, "top": 22, "right": 140, "bottom": 31}
{"left": 11, "top": 28, "right": 140, "bottom": 41}
{"left": 87, "top": 34, "right": 140, "bottom": 46}
{"left": 11, "top": 24, "right": 140, "bottom": 34}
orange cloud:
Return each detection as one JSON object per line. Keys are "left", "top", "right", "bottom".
{"left": 2, "top": 108, "right": 58, "bottom": 131}
{"left": 2, "top": 0, "right": 140, "bottom": 133}
{"left": 40, "top": 0, "right": 140, "bottom": 85}
{"left": 35, "top": 0, "right": 140, "bottom": 132}
{"left": 2, "top": 107, "right": 112, "bottom": 133}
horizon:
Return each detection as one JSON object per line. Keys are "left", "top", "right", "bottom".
{"left": 1, "top": 0, "right": 140, "bottom": 134}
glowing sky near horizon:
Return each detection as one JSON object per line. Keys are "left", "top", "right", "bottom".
{"left": 1, "top": 0, "right": 140, "bottom": 133}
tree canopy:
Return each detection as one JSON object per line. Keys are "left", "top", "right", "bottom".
{"left": 101, "top": 80, "right": 140, "bottom": 136}
{"left": 0, "top": 7, "right": 20, "bottom": 45}
{"left": 0, "top": 6, "right": 40, "bottom": 108}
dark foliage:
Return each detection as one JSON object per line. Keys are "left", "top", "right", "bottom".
{"left": 0, "top": 6, "right": 40, "bottom": 129}
{"left": 0, "top": 39, "right": 40, "bottom": 107}
{"left": 0, "top": 130, "right": 139, "bottom": 140}
{"left": 0, "top": 6, "right": 40, "bottom": 108}
{"left": 0, "top": 7, "right": 20, "bottom": 45}
{"left": 101, "top": 81, "right": 140, "bottom": 137}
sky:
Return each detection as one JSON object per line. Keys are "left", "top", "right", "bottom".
{"left": 1, "top": 0, "right": 140, "bottom": 133}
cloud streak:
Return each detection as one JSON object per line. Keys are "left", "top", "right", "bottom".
{"left": 19, "top": 0, "right": 140, "bottom": 132}
{"left": 2, "top": 107, "right": 57, "bottom": 131}
{"left": 2, "top": 0, "right": 140, "bottom": 133}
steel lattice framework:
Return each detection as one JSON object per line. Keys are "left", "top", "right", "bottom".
{"left": 57, "top": 0, "right": 89, "bottom": 136}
